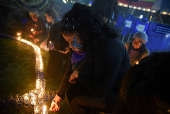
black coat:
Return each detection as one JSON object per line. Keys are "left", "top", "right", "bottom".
{"left": 57, "top": 38, "right": 131, "bottom": 98}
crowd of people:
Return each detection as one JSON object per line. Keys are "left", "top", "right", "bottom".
{"left": 19, "top": 2, "right": 170, "bottom": 114}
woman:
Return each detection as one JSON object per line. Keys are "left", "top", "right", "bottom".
{"left": 40, "top": 8, "right": 60, "bottom": 51}
{"left": 44, "top": 8, "right": 69, "bottom": 77}
{"left": 50, "top": 3, "right": 131, "bottom": 113}
{"left": 21, "top": 10, "right": 46, "bottom": 44}
{"left": 124, "top": 31, "right": 150, "bottom": 66}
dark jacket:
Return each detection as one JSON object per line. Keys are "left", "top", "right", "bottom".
{"left": 124, "top": 42, "right": 150, "bottom": 66}
{"left": 57, "top": 38, "right": 131, "bottom": 98}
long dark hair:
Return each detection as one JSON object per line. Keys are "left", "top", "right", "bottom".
{"left": 60, "top": 3, "right": 118, "bottom": 53}
{"left": 114, "top": 52, "right": 170, "bottom": 114}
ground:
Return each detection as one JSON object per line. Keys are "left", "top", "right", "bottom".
{"left": 0, "top": 36, "right": 73, "bottom": 114}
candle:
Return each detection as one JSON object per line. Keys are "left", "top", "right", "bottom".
{"left": 38, "top": 92, "right": 44, "bottom": 99}
{"left": 43, "top": 105, "right": 48, "bottom": 114}
{"left": 136, "top": 61, "right": 139, "bottom": 65}
{"left": 34, "top": 105, "right": 40, "bottom": 114}
{"left": 23, "top": 93, "right": 30, "bottom": 107}
{"left": 29, "top": 90, "right": 34, "bottom": 97}
{"left": 17, "top": 32, "right": 21, "bottom": 36}
{"left": 18, "top": 36, "right": 21, "bottom": 39}
{"left": 16, "top": 95, "right": 22, "bottom": 108}
{"left": 36, "top": 79, "right": 42, "bottom": 89}
{"left": 31, "top": 100, "right": 36, "bottom": 106}
{"left": 34, "top": 89, "right": 40, "bottom": 95}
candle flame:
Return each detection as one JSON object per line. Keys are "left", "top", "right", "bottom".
{"left": 17, "top": 32, "right": 21, "bottom": 36}
{"left": 136, "top": 61, "right": 139, "bottom": 65}
{"left": 31, "top": 29, "right": 34, "bottom": 32}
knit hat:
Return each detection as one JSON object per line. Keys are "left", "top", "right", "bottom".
{"left": 133, "top": 32, "right": 148, "bottom": 44}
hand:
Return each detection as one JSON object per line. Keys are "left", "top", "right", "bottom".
{"left": 48, "top": 42, "right": 54, "bottom": 50}
{"left": 29, "top": 34, "right": 34, "bottom": 38}
{"left": 42, "top": 41, "right": 47, "bottom": 46}
{"left": 32, "top": 31, "right": 38, "bottom": 35}
{"left": 49, "top": 95, "right": 62, "bottom": 112}
{"left": 33, "top": 38, "right": 40, "bottom": 43}
{"left": 69, "top": 69, "right": 79, "bottom": 83}
{"left": 59, "top": 47, "right": 69, "bottom": 54}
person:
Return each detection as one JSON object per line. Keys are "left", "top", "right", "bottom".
{"left": 44, "top": 9, "right": 69, "bottom": 77}
{"left": 21, "top": 10, "right": 46, "bottom": 44}
{"left": 113, "top": 52, "right": 170, "bottom": 114}
{"left": 40, "top": 8, "right": 60, "bottom": 51}
{"left": 124, "top": 32, "right": 150, "bottom": 66}
{"left": 152, "top": 10, "right": 163, "bottom": 23}
{"left": 92, "top": 0, "right": 119, "bottom": 25}
{"left": 46, "top": 21, "right": 69, "bottom": 77}
{"left": 49, "top": 3, "right": 131, "bottom": 113}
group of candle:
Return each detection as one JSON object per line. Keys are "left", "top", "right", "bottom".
{"left": 16, "top": 30, "right": 49, "bottom": 114}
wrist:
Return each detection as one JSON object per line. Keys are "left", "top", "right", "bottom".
{"left": 53, "top": 94, "right": 62, "bottom": 102}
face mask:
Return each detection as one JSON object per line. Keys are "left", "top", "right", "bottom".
{"left": 71, "top": 37, "right": 82, "bottom": 50}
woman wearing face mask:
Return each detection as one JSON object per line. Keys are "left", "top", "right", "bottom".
{"left": 50, "top": 3, "right": 131, "bottom": 114}
{"left": 124, "top": 32, "right": 150, "bottom": 66}
{"left": 21, "top": 11, "right": 46, "bottom": 44}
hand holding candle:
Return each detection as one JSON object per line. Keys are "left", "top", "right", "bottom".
{"left": 48, "top": 41, "right": 54, "bottom": 50}
{"left": 17, "top": 32, "right": 21, "bottom": 36}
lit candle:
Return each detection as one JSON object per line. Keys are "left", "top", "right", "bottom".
{"left": 18, "top": 36, "right": 21, "bottom": 39}
{"left": 34, "top": 89, "right": 40, "bottom": 95}
{"left": 31, "top": 29, "right": 34, "bottom": 32}
{"left": 16, "top": 94, "right": 22, "bottom": 108}
{"left": 34, "top": 105, "right": 40, "bottom": 114}
{"left": 23, "top": 93, "right": 30, "bottom": 107}
{"left": 17, "top": 32, "right": 21, "bottom": 36}
{"left": 31, "top": 94, "right": 37, "bottom": 101}
{"left": 31, "top": 100, "right": 36, "bottom": 106}
{"left": 136, "top": 61, "right": 139, "bottom": 65}
{"left": 29, "top": 90, "right": 34, "bottom": 97}
{"left": 43, "top": 105, "right": 48, "bottom": 114}
{"left": 38, "top": 92, "right": 44, "bottom": 99}
{"left": 36, "top": 79, "right": 41, "bottom": 89}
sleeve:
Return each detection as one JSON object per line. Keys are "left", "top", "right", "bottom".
{"left": 57, "top": 51, "right": 73, "bottom": 98}
{"left": 77, "top": 42, "right": 124, "bottom": 98}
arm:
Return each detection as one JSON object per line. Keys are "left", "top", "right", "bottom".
{"left": 57, "top": 50, "right": 73, "bottom": 98}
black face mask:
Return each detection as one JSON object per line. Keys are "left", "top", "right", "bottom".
{"left": 71, "top": 37, "right": 82, "bottom": 50}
